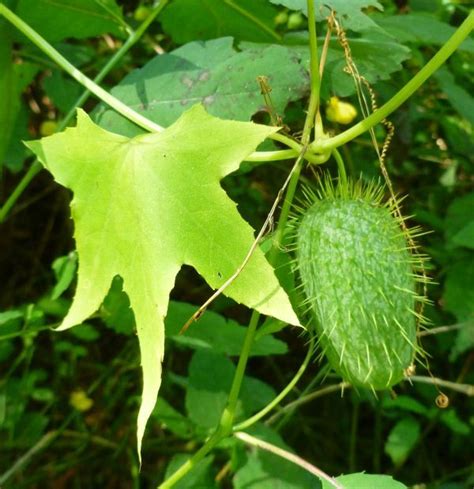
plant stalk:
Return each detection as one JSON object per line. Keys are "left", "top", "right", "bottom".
{"left": 311, "top": 10, "right": 474, "bottom": 152}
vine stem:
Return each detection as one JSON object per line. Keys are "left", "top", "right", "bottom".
{"left": 311, "top": 9, "right": 474, "bottom": 153}
{"left": 0, "top": 4, "right": 164, "bottom": 133}
{"left": 0, "top": 0, "right": 170, "bottom": 223}
{"left": 233, "top": 336, "right": 315, "bottom": 432}
{"left": 234, "top": 431, "right": 344, "bottom": 489}
{"left": 301, "top": 0, "right": 321, "bottom": 144}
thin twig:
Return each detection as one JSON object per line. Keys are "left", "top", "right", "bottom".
{"left": 417, "top": 323, "right": 469, "bottom": 337}
{"left": 266, "top": 382, "right": 350, "bottom": 425}
{"left": 410, "top": 376, "right": 474, "bottom": 396}
{"left": 234, "top": 431, "right": 344, "bottom": 489}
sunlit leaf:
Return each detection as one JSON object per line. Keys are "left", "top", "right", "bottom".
{"left": 25, "top": 105, "right": 299, "bottom": 457}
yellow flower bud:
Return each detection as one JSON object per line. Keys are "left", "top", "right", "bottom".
{"left": 326, "top": 97, "right": 357, "bottom": 125}
{"left": 69, "top": 390, "right": 93, "bottom": 412}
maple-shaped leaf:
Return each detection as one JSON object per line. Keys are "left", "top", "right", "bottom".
{"left": 26, "top": 105, "right": 300, "bottom": 457}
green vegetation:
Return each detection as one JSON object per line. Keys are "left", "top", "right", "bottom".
{"left": 0, "top": 1, "right": 473, "bottom": 488}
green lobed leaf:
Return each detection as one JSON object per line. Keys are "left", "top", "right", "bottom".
{"left": 384, "top": 417, "right": 421, "bottom": 466}
{"left": 275, "top": 31, "right": 410, "bottom": 98}
{"left": 25, "top": 106, "right": 299, "bottom": 458}
{"left": 166, "top": 301, "right": 288, "bottom": 357}
{"left": 322, "top": 473, "right": 407, "bottom": 488}
{"left": 185, "top": 350, "right": 276, "bottom": 429}
{"left": 14, "top": 0, "right": 125, "bottom": 42}
{"left": 270, "top": 0, "right": 385, "bottom": 32}
{"left": 160, "top": 0, "right": 279, "bottom": 44}
{"left": 94, "top": 37, "right": 309, "bottom": 136}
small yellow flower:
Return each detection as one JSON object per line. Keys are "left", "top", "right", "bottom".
{"left": 326, "top": 97, "right": 357, "bottom": 125}
{"left": 39, "top": 120, "right": 58, "bottom": 137}
{"left": 69, "top": 390, "right": 93, "bottom": 412}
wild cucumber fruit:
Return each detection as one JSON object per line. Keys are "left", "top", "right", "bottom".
{"left": 296, "top": 177, "right": 426, "bottom": 390}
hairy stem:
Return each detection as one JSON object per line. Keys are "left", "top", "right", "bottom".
{"left": 311, "top": 10, "right": 474, "bottom": 152}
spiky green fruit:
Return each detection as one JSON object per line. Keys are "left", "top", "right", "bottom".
{"left": 296, "top": 178, "right": 424, "bottom": 390}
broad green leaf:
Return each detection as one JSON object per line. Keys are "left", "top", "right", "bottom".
{"left": 234, "top": 424, "right": 318, "bottom": 488}
{"left": 277, "top": 32, "right": 410, "bottom": 97}
{"left": 166, "top": 301, "right": 288, "bottom": 356}
{"left": 160, "top": 0, "right": 279, "bottom": 44}
{"left": 444, "top": 259, "right": 474, "bottom": 322}
{"left": 185, "top": 350, "right": 276, "bottom": 429}
{"left": 445, "top": 193, "right": 474, "bottom": 247}
{"left": 270, "top": 0, "right": 384, "bottom": 32}
{"left": 322, "top": 473, "right": 407, "bottom": 489}
{"left": 14, "top": 0, "right": 125, "bottom": 42}
{"left": 384, "top": 417, "right": 421, "bottom": 466}
{"left": 440, "top": 409, "right": 471, "bottom": 436}
{"left": 375, "top": 13, "right": 474, "bottom": 53}
{"left": 382, "top": 395, "right": 428, "bottom": 416}
{"left": 435, "top": 68, "right": 474, "bottom": 126}
{"left": 94, "top": 38, "right": 309, "bottom": 137}
{"left": 25, "top": 105, "right": 299, "bottom": 457}
{"left": 449, "top": 320, "right": 474, "bottom": 361}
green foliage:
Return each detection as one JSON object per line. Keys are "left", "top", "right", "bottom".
{"left": 13, "top": 0, "right": 125, "bottom": 41}
{"left": 0, "top": 0, "right": 473, "bottom": 487}
{"left": 233, "top": 424, "right": 318, "bottom": 488}
{"left": 384, "top": 417, "right": 421, "bottom": 466}
{"left": 322, "top": 473, "right": 408, "bottom": 489}
{"left": 94, "top": 37, "right": 308, "bottom": 135}
{"left": 160, "top": 0, "right": 279, "bottom": 44}
{"left": 186, "top": 350, "right": 276, "bottom": 429}
{"left": 270, "top": 0, "right": 384, "bottom": 32}
{"left": 26, "top": 105, "right": 298, "bottom": 456}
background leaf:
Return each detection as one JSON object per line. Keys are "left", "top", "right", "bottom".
{"left": 160, "top": 0, "right": 279, "bottom": 44}
{"left": 384, "top": 417, "right": 421, "bottom": 466}
{"left": 94, "top": 37, "right": 309, "bottom": 136}
{"left": 233, "top": 424, "right": 319, "bottom": 488}
{"left": 166, "top": 301, "right": 288, "bottom": 357}
{"left": 14, "top": 0, "right": 125, "bottom": 41}
{"left": 185, "top": 350, "right": 276, "bottom": 429}
{"left": 322, "top": 473, "right": 407, "bottom": 488}
{"left": 269, "top": 0, "right": 384, "bottom": 32}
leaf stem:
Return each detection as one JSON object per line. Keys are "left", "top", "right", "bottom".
{"left": 234, "top": 431, "right": 344, "bottom": 489}
{"left": 311, "top": 10, "right": 474, "bottom": 153}
{"left": 0, "top": 1, "right": 169, "bottom": 223}
{"left": 301, "top": 0, "right": 321, "bottom": 144}
{"left": 233, "top": 336, "right": 315, "bottom": 432}
{"left": 0, "top": 3, "right": 164, "bottom": 133}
